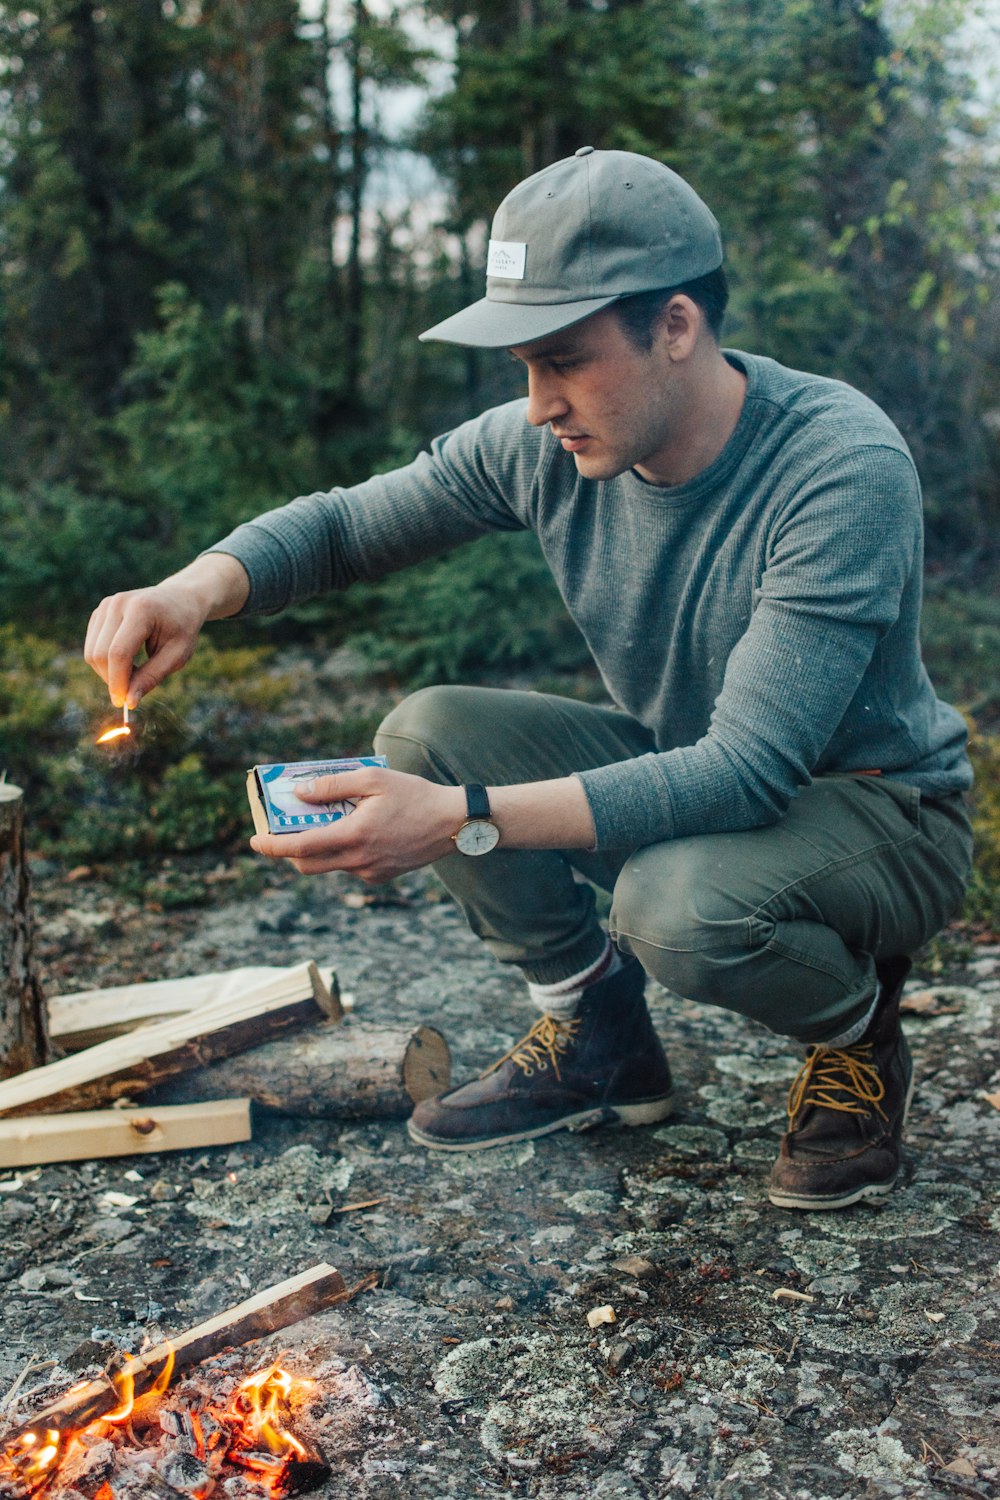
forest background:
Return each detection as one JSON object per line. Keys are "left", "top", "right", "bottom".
{"left": 1, "top": 0, "right": 999, "bottom": 940}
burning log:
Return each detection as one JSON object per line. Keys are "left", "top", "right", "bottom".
{"left": 150, "top": 1018, "right": 452, "bottom": 1118}
{"left": 0, "top": 1098, "right": 252, "bottom": 1169}
{"left": 0, "top": 784, "right": 49, "bottom": 1079}
{"left": 0, "top": 962, "right": 337, "bottom": 1118}
{"left": 2, "top": 1263, "right": 350, "bottom": 1444}
{"left": 47, "top": 964, "right": 341, "bottom": 1053}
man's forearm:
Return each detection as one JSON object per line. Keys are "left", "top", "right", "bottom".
{"left": 488, "top": 776, "right": 597, "bottom": 851}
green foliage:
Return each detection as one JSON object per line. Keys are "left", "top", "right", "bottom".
{"left": 352, "top": 532, "right": 590, "bottom": 686}
{"left": 963, "top": 730, "right": 1000, "bottom": 932}
{"left": 921, "top": 585, "right": 1000, "bottom": 727}
{"left": 112, "top": 284, "right": 323, "bottom": 552}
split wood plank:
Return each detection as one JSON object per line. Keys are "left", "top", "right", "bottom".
{"left": 151, "top": 1019, "right": 451, "bottom": 1118}
{"left": 48, "top": 963, "right": 341, "bottom": 1052}
{"left": 4, "top": 1263, "right": 350, "bottom": 1440}
{"left": 0, "top": 1098, "right": 252, "bottom": 1169}
{"left": 0, "top": 961, "right": 337, "bottom": 1119}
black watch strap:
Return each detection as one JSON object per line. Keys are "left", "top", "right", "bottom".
{"left": 465, "top": 783, "right": 491, "bottom": 820}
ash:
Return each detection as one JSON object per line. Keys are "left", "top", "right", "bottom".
{"left": 2, "top": 861, "right": 999, "bottom": 1499}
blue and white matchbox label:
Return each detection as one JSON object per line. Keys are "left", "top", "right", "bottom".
{"left": 255, "top": 756, "right": 387, "bottom": 834}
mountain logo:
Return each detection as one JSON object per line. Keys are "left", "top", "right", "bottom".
{"left": 487, "top": 240, "right": 527, "bottom": 279}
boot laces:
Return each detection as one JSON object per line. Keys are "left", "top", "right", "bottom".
{"left": 787, "top": 1042, "right": 888, "bottom": 1126}
{"left": 481, "top": 1014, "right": 581, "bottom": 1082}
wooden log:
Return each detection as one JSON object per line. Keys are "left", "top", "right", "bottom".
{"left": 48, "top": 964, "right": 341, "bottom": 1052}
{"left": 0, "top": 961, "right": 337, "bottom": 1119}
{"left": 148, "top": 1018, "right": 451, "bottom": 1118}
{"left": 3, "top": 1263, "right": 350, "bottom": 1442}
{"left": 0, "top": 1099, "right": 252, "bottom": 1169}
{"left": 0, "top": 784, "right": 49, "bottom": 1078}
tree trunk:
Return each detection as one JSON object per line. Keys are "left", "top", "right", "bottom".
{"left": 0, "top": 784, "right": 50, "bottom": 1078}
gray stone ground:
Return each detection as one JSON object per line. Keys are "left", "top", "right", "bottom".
{"left": 1, "top": 865, "right": 999, "bottom": 1499}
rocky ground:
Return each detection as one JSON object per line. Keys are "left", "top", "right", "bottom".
{"left": 1, "top": 858, "right": 999, "bottom": 1500}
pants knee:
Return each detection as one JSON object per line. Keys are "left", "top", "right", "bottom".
{"left": 610, "top": 843, "right": 753, "bottom": 1005}
{"left": 374, "top": 685, "right": 470, "bottom": 780}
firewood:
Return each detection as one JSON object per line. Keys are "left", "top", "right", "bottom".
{"left": 48, "top": 964, "right": 341, "bottom": 1052}
{"left": 148, "top": 1019, "right": 451, "bottom": 1118}
{"left": 0, "top": 784, "right": 49, "bottom": 1077}
{"left": 0, "top": 1099, "right": 252, "bottom": 1168}
{"left": 4, "top": 1264, "right": 351, "bottom": 1440}
{"left": 0, "top": 962, "right": 337, "bottom": 1118}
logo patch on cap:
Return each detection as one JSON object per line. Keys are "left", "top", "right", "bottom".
{"left": 487, "top": 240, "right": 527, "bottom": 280}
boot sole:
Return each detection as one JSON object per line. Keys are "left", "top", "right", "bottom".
{"left": 407, "top": 1094, "right": 674, "bottom": 1152}
{"left": 767, "top": 1067, "right": 915, "bottom": 1212}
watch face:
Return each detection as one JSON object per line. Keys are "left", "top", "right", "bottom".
{"left": 455, "top": 818, "right": 500, "bottom": 855}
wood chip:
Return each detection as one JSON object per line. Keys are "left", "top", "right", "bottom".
{"left": 924, "top": 1310, "right": 946, "bottom": 1323}
{"left": 611, "top": 1255, "right": 656, "bottom": 1279}
{"left": 772, "top": 1288, "right": 815, "bottom": 1304}
{"left": 587, "top": 1305, "right": 617, "bottom": 1329}
{"left": 982, "top": 1091, "right": 1000, "bottom": 1112}
{"left": 899, "top": 989, "right": 963, "bottom": 1016}
{"left": 332, "top": 1197, "right": 387, "bottom": 1214}
{"left": 941, "top": 1457, "right": 977, "bottom": 1477}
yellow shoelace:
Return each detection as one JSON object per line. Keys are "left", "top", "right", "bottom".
{"left": 786, "top": 1042, "right": 888, "bottom": 1125}
{"left": 481, "top": 1014, "right": 581, "bottom": 1082}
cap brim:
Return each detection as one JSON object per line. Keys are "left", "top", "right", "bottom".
{"left": 419, "top": 293, "right": 622, "bottom": 349}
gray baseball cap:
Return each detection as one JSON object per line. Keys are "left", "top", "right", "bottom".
{"left": 420, "top": 147, "right": 723, "bottom": 349}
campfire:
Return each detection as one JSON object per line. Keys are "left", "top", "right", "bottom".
{"left": 1, "top": 1356, "right": 324, "bottom": 1500}
{"left": 0, "top": 1265, "right": 367, "bottom": 1500}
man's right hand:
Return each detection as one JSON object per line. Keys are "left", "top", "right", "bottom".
{"left": 84, "top": 553, "right": 250, "bottom": 708}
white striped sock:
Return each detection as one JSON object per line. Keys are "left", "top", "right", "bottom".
{"left": 526, "top": 938, "right": 621, "bottom": 1020}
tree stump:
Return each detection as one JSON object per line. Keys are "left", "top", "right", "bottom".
{"left": 0, "top": 783, "right": 50, "bottom": 1077}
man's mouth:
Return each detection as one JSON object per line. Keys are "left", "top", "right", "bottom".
{"left": 554, "top": 432, "right": 590, "bottom": 452}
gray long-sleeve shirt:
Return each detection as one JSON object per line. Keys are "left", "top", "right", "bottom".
{"left": 208, "top": 350, "right": 972, "bottom": 850}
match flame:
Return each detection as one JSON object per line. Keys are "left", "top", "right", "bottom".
{"left": 96, "top": 702, "right": 131, "bottom": 745}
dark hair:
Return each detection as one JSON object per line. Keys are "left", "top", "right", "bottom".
{"left": 612, "top": 266, "right": 729, "bottom": 349}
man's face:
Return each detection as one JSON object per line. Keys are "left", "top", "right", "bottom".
{"left": 509, "top": 307, "right": 681, "bottom": 483}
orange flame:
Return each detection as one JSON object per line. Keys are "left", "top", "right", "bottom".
{"left": 149, "top": 1343, "right": 176, "bottom": 1402}
{"left": 95, "top": 725, "right": 132, "bottom": 744}
{"left": 0, "top": 1351, "right": 317, "bottom": 1498}
{"left": 224, "top": 1362, "right": 316, "bottom": 1496}
{"left": 0, "top": 1427, "right": 70, "bottom": 1494}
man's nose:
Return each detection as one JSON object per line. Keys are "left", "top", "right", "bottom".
{"left": 525, "top": 370, "right": 569, "bottom": 428}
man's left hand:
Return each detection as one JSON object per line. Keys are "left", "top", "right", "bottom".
{"left": 249, "top": 766, "right": 466, "bottom": 882}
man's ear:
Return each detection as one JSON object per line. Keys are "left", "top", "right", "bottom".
{"left": 658, "top": 295, "right": 701, "bottom": 361}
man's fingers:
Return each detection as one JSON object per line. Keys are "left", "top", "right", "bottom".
{"left": 126, "top": 636, "right": 196, "bottom": 707}
{"left": 250, "top": 826, "right": 352, "bottom": 861}
{"left": 296, "top": 768, "right": 384, "bottom": 802}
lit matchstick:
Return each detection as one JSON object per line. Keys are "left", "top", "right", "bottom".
{"left": 96, "top": 703, "right": 132, "bottom": 745}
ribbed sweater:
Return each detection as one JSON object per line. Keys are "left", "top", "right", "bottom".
{"left": 208, "top": 350, "right": 972, "bottom": 850}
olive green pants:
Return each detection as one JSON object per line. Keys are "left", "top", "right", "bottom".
{"left": 374, "top": 686, "right": 973, "bottom": 1044}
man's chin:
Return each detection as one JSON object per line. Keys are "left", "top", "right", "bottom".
{"left": 572, "top": 448, "right": 628, "bottom": 481}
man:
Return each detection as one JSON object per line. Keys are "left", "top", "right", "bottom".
{"left": 85, "top": 147, "right": 974, "bottom": 1211}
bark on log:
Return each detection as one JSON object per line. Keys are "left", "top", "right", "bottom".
{"left": 2, "top": 1263, "right": 350, "bottom": 1441}
{"left": 0, "top": 962, "right": 336, "bottom": 1118}
{"left": 148, "top": 1018, "right": 452, "bottom": 1119}
{"left": 0, "top": 784, "right": 49, "bottom": 1078}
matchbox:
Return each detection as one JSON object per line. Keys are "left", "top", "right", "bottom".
{"left": 245, "top": 756, "right": 387, "bottom": 836}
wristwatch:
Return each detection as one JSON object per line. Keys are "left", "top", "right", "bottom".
{"left": 452, "top": 783, "right": 501, "bottom": 856}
